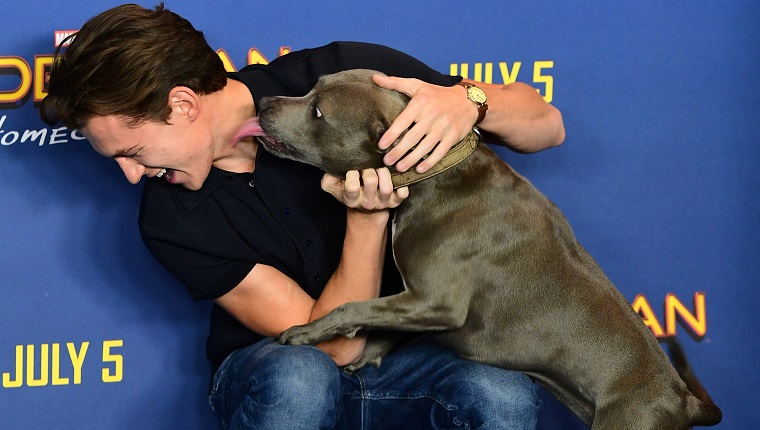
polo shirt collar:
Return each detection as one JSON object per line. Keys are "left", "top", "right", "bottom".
{"left": 175, "top": 167, "right": 231, "bottom": 210}
{"left": 175, "top": 147, "right": 266, "bottom": 211}
{"left": 176, "top": 70, "right": 262, "bottom": 211}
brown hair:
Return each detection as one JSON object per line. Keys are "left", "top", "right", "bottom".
{"left": 40, "top": 3, "right": 227, "bottom": 129}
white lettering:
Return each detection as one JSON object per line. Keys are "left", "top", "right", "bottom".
{"left": 22, "top": 129, "right": 47, "bottom": 146}
{"left": 1, "top": 131, "right": 19, "bottom": 146}
{"left": 71, "top": 130, "right": 86, "bottom": 141}
{"left": 54, "top": 30, "right": 78, "bottom": 48}
{"left": 49, "top": 127, "right": 68, "bottom": 145}
{"left": 0, "top": 115, "right": 84, "bottom": 147}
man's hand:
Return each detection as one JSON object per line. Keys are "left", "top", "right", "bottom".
{"left": 373, "top": 74, "right": 477, "bottom": 174}
{"left": 321, "top": 167, "right": 409, "bottom": 210}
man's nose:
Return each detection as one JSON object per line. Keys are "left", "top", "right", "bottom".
{"left": 115, "top": 157, "right": 146, "bottom": 184}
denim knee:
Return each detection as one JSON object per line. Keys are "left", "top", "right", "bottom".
{"left": 210, "top": 339, "right": 342, "bottom": 430}
{"left": 254, "top": 343, "right": 341, "bottom": 404}
{"left": 438, "top": 361, "right": 540, "bottom": 429}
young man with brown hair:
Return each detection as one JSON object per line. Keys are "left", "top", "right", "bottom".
{"left": 41, "top": 4, "right": 564, "bottom": 429}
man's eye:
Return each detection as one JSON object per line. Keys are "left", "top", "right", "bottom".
{"left": 314, "top": 105, "right": 322, "bottom": 118}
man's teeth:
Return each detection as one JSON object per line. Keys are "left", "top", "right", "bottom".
{"left": 156, "top": 168, "right": 167, "bottom": 178}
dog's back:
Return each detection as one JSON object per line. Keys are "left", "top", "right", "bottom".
{"left": 394, "top": 143, "right": 721, "bottom": 429}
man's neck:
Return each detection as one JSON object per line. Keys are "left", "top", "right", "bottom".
{"left": 208, "top": 78, "right": 259, "bottom": 173}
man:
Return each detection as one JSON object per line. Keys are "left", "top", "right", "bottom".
{"left": 41, "top": 4, "right": 564, "bottom": 429}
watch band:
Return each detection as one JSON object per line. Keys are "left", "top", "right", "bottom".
{"left": 456, "top": 82, "right": 488, "bottom": 125}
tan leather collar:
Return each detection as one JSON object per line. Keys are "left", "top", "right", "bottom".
{"left": 391, "top": 129, "right": 481, "bottom": 189}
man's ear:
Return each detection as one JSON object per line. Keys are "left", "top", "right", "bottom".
{"left": 168, "top": 86, "right": 201, "bottom": 122}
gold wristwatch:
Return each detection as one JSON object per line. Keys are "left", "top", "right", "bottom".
{"left": 456, "top": 82, "right": 488, "bottom": 125}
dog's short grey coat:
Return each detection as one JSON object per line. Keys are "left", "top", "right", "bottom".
{"left": 256, "top": 69, "right": 722, "bottom": 429}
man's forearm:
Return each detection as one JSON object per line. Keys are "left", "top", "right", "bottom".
{"left": 310, "top": 208, "right": 389, "bottom": 365}
{"left": 475, "top": 81, "right": 565, "bottom": 153}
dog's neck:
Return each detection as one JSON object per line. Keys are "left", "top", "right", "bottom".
{"left": 390, "top": 129, "right": 482, "bottom": 189}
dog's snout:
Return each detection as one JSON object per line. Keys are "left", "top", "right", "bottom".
{"left": 258, "top": 96, "right": 273, "bottom": 112}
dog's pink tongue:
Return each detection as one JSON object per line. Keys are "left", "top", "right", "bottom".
{"left": 231, "top": 117, "right": 266, "bottom": 146}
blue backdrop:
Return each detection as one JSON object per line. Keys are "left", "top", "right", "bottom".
{"left": 1, "top": 1, "right": 758, "bottom": 428}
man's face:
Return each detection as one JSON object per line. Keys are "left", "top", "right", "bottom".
{"left": 82, "top": 114, "right": 213, "bottom": 190}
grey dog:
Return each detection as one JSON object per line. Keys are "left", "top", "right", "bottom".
{"left": 254, "top": 69, "right": 722, "bottom": 429}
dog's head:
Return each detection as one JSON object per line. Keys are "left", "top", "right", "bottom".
{"left": 256, "top": 69, "right": 409, "bottom": 176}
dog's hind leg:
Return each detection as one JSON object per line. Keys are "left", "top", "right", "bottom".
{"left": 277, "top": 290, "right": 468, "bottom": 346}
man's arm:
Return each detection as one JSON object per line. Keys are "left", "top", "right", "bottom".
{"left": 375, "top": 75, "right": 565, "bottom": 173}
{"left": 215, "top": 168, "right": 407, "bottom": 366}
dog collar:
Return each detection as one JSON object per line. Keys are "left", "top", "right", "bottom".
{"left": 391, "top": 128, "right": 482, "bottom": 189}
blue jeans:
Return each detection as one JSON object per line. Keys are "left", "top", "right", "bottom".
{"left": 209, "top": 337, "right": 539, "bottom": 429}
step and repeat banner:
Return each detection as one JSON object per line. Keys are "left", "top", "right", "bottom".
{"left": 1, "top": 1, "right": 757, "bottom": 428}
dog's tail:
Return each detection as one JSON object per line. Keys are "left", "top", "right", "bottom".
{"left": 667, "top": 339, "right": 722, "bottom": 426}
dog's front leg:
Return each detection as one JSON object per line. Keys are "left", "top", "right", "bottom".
{"left": 341, "top": 333, "right": 400, "bottom": 373}
{"left": 277, "top": 290, "right": 467, "bottom": 346}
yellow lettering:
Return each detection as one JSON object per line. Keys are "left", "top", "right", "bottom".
{"left": 666, "top": 292, "right": 707, "bottom": 338}
{"left": 34, "top": 55, "right": 54, "bottom": 102}
{"left": 247, "top": 48, "right": 269, "bottom": 65}
{"left": 102, "top": 340, "right": 123, "bottom": 383}
{"left": 26, "top": 344, "right": 48, "bottom": 387}
{"left": 216, "top": 49, "right": 237, "bottom": 72}
{"left": 451, "top": 63, "right": 470, "bottom": 79}
{"left": 68, "top": 342, "right": 89, "bottom": 385}
{"left": 473, "top": 63, "right": 483, "bottom": 83}
{"left": 468, "top": 63, "right": 494, "bottom": 84}
{"left": 51, "top": 344, "right": 69, "bottom": 386}
{"left": 533, "top": 61, "right": 554, "bottom": 103}
{"left": 498, "top": 61, "right": 521, "bottom": 84}
{"left": 0, "top": 56, "right": 32, "bottom": 103}
{"left": 2, "top": 345, "right": 23, "bottom": 388}
{"left": 632, "top": 294, "right": 666, "bottom": 337}
{"left": 247, "top": 46, "right": 290, "bottom": 65}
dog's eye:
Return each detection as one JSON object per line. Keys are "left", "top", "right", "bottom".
{"left": 313, "top": 105, "right": 323, "bottom": 119}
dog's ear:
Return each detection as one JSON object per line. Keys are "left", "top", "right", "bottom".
{"left": 371, "top": 118, "right": 410, "bottom": 156}
{"left": 371, "top": 118, "right": 389, "bottom": 147}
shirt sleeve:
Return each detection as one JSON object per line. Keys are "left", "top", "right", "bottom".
{"left": 258, "top": 41, "right": 462, "bottom": 98}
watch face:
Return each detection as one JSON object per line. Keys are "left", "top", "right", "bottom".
{"left": 468, "top": 86, "right": 487, "bottom": 104}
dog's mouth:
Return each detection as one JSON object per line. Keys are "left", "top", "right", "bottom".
{"left": 256, "top": 135, "right": 288, "bottom": 153}
{"left": 231, "top": 117, "right": 288, "bottom": 153}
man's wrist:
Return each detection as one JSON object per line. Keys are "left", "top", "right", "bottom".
{"left": 346, "top": 207, "right": 390, "bottom": 225}
{"left": 456, "top": 82, "right": 488, "bottom": 125}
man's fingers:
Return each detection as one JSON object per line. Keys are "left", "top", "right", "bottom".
{"left": 376, "top": 167, "right": 394, "bottom": 199}
{"left": 343, "top": 170, "right": 362, "bottom": 204}
{"left": 359, "top": 168, "right": 379, "bottom": 209}
{"left": 379, "top": 107, "right": 417, "bottom": 152}
{"left": 376, "top": 75, "right": 423, "bottom": 151}
{"left": 391, "top": 186, "right": 409, "bottom": 207}
{"left": 372, "top": 74, "right": 416, "bottom": 96}
{"left": 322, "top": 168, "right": 409, "bottom": 210}
{"left": 411, "top": 133, "right": 461, "bottom": 173}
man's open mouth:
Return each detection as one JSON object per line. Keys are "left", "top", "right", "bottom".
{"left": 154, "top": 168, "right": 177, "bottom": 183}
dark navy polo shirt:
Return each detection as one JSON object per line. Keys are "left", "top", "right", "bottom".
{"left": 138, "top": 41, "right": 460, "bottom": 371}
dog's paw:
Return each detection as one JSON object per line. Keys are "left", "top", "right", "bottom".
{"left": 277, "top": 325, "right": 321, "bottom": 346}
{"left": 343, "top": 355, "right": 383, "bottom": 374}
